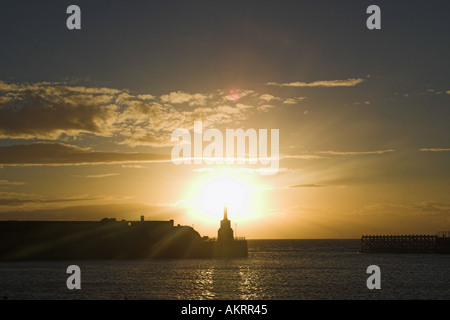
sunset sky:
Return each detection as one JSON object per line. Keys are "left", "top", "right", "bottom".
{"left": 0, "top": 1, "right": 449, "bottom": 238}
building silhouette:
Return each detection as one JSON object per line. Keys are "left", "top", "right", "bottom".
{"left": 0, "top": 207, "right": 248, "bottom": 260}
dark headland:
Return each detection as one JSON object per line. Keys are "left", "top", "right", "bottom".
{"left": 0, "top": 207, "right": 247, "bottom": 261}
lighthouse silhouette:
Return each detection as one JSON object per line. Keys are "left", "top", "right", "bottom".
{"left": 212, "top": 205, "right": 248, "bottom": 258}
{"left": 218, "top": 205, "right": 234, "bottom": 242}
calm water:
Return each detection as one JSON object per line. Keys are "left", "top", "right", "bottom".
{"left": 1, "top": 239, "right": 450, "bottom": 300}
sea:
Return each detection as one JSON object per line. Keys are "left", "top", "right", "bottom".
{"left": 1, "top": 239, "right": 450, "bottom": 300}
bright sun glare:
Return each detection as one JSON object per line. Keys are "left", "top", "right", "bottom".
{"left": 199, "top": 179, "right": 248, "bottom": 219}
{"left": 186, "top": 172, "right": 264, "bottom": 223}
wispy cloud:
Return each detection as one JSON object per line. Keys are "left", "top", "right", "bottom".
{"left": 0, "top": 192, "right": 97, "bottom": 207}
{"left": 266, "top": 78, "right": 365, "bottom": 87}
{"left": 192, "top": 167, "right": 291, "bottom": 174}
{"left": 316, "top": 149, "right": 395, "bottom": 155}
{"left": 289, "top": 184, "right": 324, "bottom": 188}
{"left": 121, "top": 164, "right": 146, "bottom": 169}
{"left": 0, "top": 142, "right": 172, "bottom": 166}
{"left": 280, "top": 154, "right": 325, "bottom": 160}
{"left": 258, "top": 94, "right": 281, "bottom": 102}
{"left": 419, "top": 148, "right": 450, "bottom": 152}
{"left": 74, "top": 173, "right": 120, "bottom": 179}
{"left": 0, "top": 180, "right": 25, "bottom": 186}
{"left": 0, "top": 202, "right": 185, "bottom": 221}
{"left": 283, "top": 97, "right": 306, "bottom": 104}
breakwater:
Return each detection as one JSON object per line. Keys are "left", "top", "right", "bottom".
{"left": 361, "top": 234, "right": 450, "bottom": 253}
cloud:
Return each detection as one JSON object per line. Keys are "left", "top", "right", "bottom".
{"left": 0, "top": 202, "right": 185, "bottom": 222}
{"left": 118, "top": 131, "right": 174, "bottom": 147}
{"left": 275, "top": 201, "right": 450, "bottom": 238}
{"left": 280, "top": 154, "right": 325, "bottom": 160}
{"left": 74, "top": 173, "right": 120, "bottom": 179}
{"left": 0, "top": 96, "right": 12, "bottom": 104}
{"left": 410, "top": 201, "right": 450, "bottom": 213}
{"left": 289, "top": 184, "right": 324, "bottom": 188}
{"left": 278, "top": 150, "right": 395, "bottom": 162}
{"left": 0, "top": 192, "right": 97, "bottom": 207}
{"left": 257, "top": 104, "right": 275, "bottom": 112}
{"left": 0, "top": 198, "right": 90, "bottom": 206}
{"left": 0, "top": 82, "right": 119, "bottom": 139}
{"left": 316, "top": 149, "right": 395, "bottom": 155}
{"left": 0, "top": 180, "right": 25, "bottom": 186}
{"left": 192, "top": 167, "right": 290, "bottom": 174}
{"left": 222, "top": 89, "right": 256, "bottom": 102}
{"left": 215, "top": 105, "right": 241, "bottom": 115}
{"left": 419, "top": 148, "right": 450, "bottom": 152}
{"left": 283, "top": 97, "right": 306, "bottom": 104}
{"left": 160, "top": 91, "right": 208, "bottom": 106}
{"left": 137, "top": 94, "right": 155, "bottom": 100}
{"left": 0, "top": 80, "right": 284, "bottom": 146}
{"left": 259, "top": 94, "right": 281, "bottom": 102}
{"left": 0, "top": 142, "right": 172, "bottom": 166}
{"left": 267, "top": 78, "right": 365, "bottom": 87}
{"left": 0, "top": 81, "right": 121, "bottom": 95}
{"left": 121, "top": 164, "right": 146, "bottom": 169}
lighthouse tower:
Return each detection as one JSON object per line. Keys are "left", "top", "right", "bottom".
{"left": 217, "top": 205, "right": 234, "bottom": 242}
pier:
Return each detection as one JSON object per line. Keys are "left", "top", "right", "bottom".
{"left": 361, "top": 235, "right": 439, "bottom": 253}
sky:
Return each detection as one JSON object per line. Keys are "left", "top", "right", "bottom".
{"left": 0, "top": 0, "right": 449, "bottom": 238}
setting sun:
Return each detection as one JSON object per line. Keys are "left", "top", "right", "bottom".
{"left": 182, "top": 170, "right": 268, "bottom": 230}
{"left": 199, "top": 178, "right": 248, "bottom": 219}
